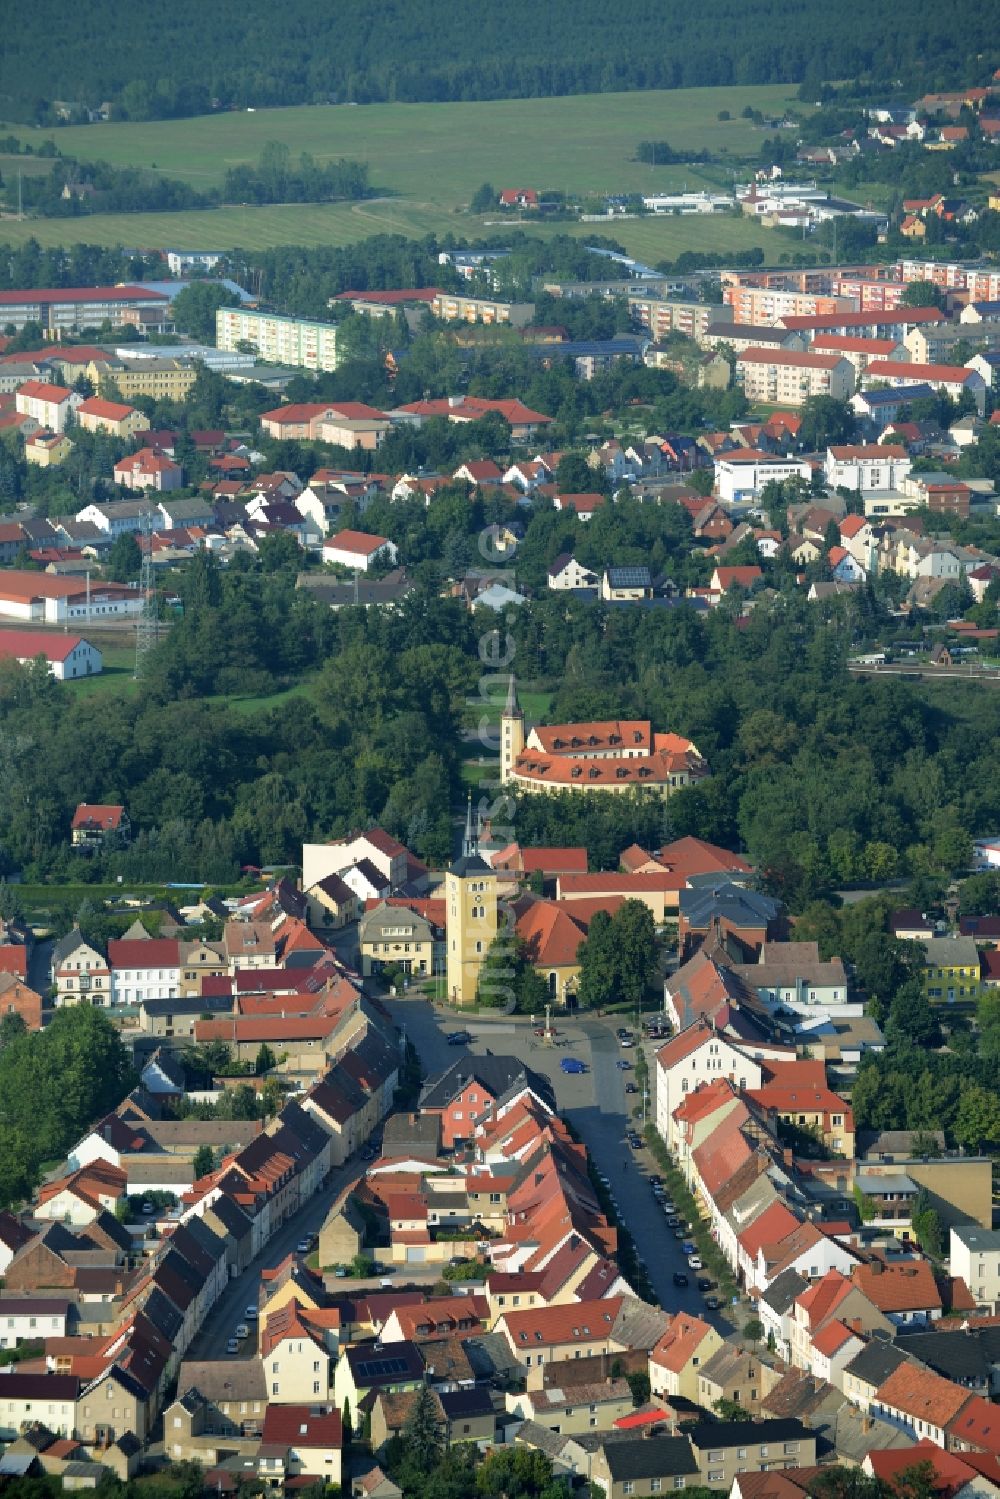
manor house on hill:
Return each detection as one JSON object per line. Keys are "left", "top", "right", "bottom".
{"left": 500, "top": 678, "right": 707, "bottom": 796}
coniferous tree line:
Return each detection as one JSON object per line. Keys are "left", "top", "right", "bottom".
{"left": 2, "top": 0, "right": 995, "bottom": 122}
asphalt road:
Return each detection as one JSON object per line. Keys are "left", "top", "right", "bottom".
{"left": 185, "top": 1157, "right": 365, "bottom": 1362}
{"left": 386, "top": 999, "right": 729, "bottom": 1328}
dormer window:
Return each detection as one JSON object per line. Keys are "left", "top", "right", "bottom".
{"left": 571, "top": 767, "right": 582, "bottom": 778}
{"left": 588, "top": 768, "right": 600, "bottom": 779}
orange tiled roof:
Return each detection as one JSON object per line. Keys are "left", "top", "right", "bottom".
{"left": 853, "top": 1259, "right": 942, "bottom": 1314}
{"left": 875, "top": 1361, "right": 971, "bottom": 1428}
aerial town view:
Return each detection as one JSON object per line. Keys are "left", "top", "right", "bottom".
{"left": 1, "top": 4, "right": 1000, "bottom": 1499}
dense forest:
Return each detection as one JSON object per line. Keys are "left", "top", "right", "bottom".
{"left": 1, "top": 0, "right": 996, "bottom": 122}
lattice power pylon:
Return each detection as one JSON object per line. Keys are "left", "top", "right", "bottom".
{"left": 133, "top": 508, "right": 160, "bottom": 679}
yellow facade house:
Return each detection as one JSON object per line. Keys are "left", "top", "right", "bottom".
{"left": 75, "top": 395, "right": 151, "bottom": 440}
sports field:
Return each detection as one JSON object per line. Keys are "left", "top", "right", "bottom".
{"left": 0, "top": 85, "right": 802, "bottom": 257}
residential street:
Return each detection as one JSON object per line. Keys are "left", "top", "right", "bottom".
{"left": 386, "top": 998, "right": 732, "bottom": 1328}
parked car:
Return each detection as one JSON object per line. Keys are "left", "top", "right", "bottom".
{"left": 244, "top": 1306, "right": 258, "bottom": 1321}
{"left": 625, "top": 1082, "right": 638, "bottom": 1094}
{"left": 705, "top": 1295, "right": 723, "bottom": 1311}
{"left": 235, "top": 1322, "right": 250, "bottom": 1340}
{"left": 561, "top": 1057, "right": 587, "bottom": 1074}
{"left": 334, "top": 1267, "right": 348, "bottom": 1278}
{"left": 225, "top": 1338, "right": 240, "bottom": 1355}
{"left": 615, "top": 1059, "right": 632, "bottom": 1071}
{"left": 688, "top": 1255, "right": 704, "bottom": 1270}
{"left": 673, "top": 1271, "right": 689, "bottom": 1287}
{"left": 296, "top": 1239, "right": 312, "bottom": 1254}
{"left": 447, "top": 1031, "right": 472, "bottom": 1045}
{"left": 682, "top": 1240, "right": 696, "bottom": 1254}
{"left": 672, "top": 1227, "right": 685, "bottom": 1238}
{"left": 697, "top": 1278, "right": 713, "bottom": 1292}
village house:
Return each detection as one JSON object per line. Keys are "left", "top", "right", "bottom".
{"left": 323, "top": 530, "right": 398, "bottom": 571}
{"left": 15, "top": 381, "right": 82, "bottom": 433}
{"left": 76, "top": 397, "right": 150, "bottom": 440}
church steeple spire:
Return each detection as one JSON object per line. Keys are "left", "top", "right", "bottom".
{"left": 462, "top": 792, "right": 476, "bottom": 859}
{"left": 504, "top": 673, "right": 522, "bottom": 719}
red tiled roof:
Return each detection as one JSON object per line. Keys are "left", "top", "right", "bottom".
{"left": 0, "top": 285, "right": 166, "bottom": 305}
{"left": 853, "top": 1259, "right": 942, "bottom": 1314}
{"left": 107, "top": 937, "right": 179, "bottom": 968}
{"left": 499, "top": 1295, "right": 622, "bottom": 1348}
{"left": 16, "top": 379, "right": 73, "bottom": 402}
{"left": 260, "top": 1404, "right": 342, "bottom": 1449}
{"left": 326, "top": 528, "right": 391, "bottom": 556}
{"left": 72, "top": 803, "right": 124, "bottom": 831}
{"left": 0, "top": 630, "right": 86, "bottom": 664}
{"left": 946, "top": 1394, "right": 1000, "bottom": 1455}
{"left": 77, "top": 397, "right": 137, "bottom": 421}
{"left": 866, "top": 361, "right": 978, "bottom": 383}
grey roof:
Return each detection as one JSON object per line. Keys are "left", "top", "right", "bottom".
{"left": 832, "top": 1402, "right": 915, "bottom": 1463}
{"left": 142, "top": 993, "right": 232, "bottom": 1018}
{"left": 921, "top": 936, "right": 981, "bottom": 967}
{"left": 951, "top": 1224, "right": 1000, "bottom": 1252}
{"left": 896, "top": 1327, "right": 1000, "bottom": 1386}
{"left": 611, "top": 1296, "right": 670, "bottom": 1351}
{"left": 51, "top": 927, "right": 104, "bottom": 966}
{"left": 857, "top": 1129, "right": 946, "bottom": 1160}
{"left": 679, "top": 881, "right": 781, "bottom": 931}
{"left": 688, "top": 1419, "right": 811, "bottom": 1449}
{"left": 437, "top": 1386, "right": 495, "bottom": 1420}
{"left": 842, "top": 1339, "right": 910, "bottom": 1390}
{"left": 602, "top": 1436, "right": 700, "bottom": 1481}
{"left": 0, "top": 1454, "right": 39, "bottom": 1476}
{"left": 514, "top": 1420, "right": 572, "bottom": 1461}
{"left": 855, "top": 1173, "right": 917, "bottom": 1196}
{"left": 463, "top": 1331, "right": 523, "bottom": 1381}
{"left": 760, "top": 1267, "right": 809, "bottom": 1316}
{"left": 420, "top": 1055, "right": 556, "bottom": 1115}
{"left": 177, "top": 1359, "right": 268, "bottom": 1404}
{"left": 706, "top": 322, "right": 791, "bottom": 343}
{"left": 447, "top": 853, "right": 492, "bottom": 878}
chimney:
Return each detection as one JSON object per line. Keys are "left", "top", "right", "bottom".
{"left": 870, "top": 1260, "right": 883, "bottom": 1275}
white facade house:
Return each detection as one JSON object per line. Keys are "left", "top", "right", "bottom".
{"left": 51, "top": 931, "right": 111, "bottom": 1007}
{"left": 654, "top": 1021, "right": 767, "bottom": 1141}
{"left": 548, "top": 555, "right": 599, "bottom": 591}
{"left": 14, "top": 380, "right": 82, "bottom": 433}
{"left": 0, "top": 1299, "right": 70, "bottom": 1350}
{"left": 107, "top": 940, "right": 181, "bottom": 1007}
{"left": 824, "top": 445, "right": 912, "bottom": 493}
{"left": 322, "top": 530, "right": 397, "bottom": 572}
{"left": 949, "top": 1225, "right": 1000, "bottom": 1309}
{"left": 0, "top": 630, "right": 102, "bottom": 680}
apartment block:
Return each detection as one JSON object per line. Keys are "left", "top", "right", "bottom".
{"left": 216, "top": 308, "right": 339, "bottom": 372}
{"left": 735, "top": 349, "right": 854, "bottom": 406}
{"left": 630, "top": 297, "right": 728, "bottom": 342}
{"left": 724, "top": 286, "right": 853, "bottom": 325}
{"left": 429, "top": 293, "right": 535, "bottom": 327}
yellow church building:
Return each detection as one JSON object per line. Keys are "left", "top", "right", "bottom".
{"left": 445, "top": 807, "right": 498, "bottom": 1007}
{"left": 500, "top": 677, "right": 707, "bottom": 797}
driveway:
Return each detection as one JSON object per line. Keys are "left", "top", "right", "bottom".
{"left": 385, "top": 999, "right": 730, "bottom": 1329}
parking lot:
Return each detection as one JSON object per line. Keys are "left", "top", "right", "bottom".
{"left": 386, "top": 998, "right": 731, "bottom": 1327}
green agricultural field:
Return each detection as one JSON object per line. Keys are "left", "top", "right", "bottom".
{"left": 0, "top": 85, "right": 803, "bottom": 259}
{"left": 18, "top": 86, "right": 800, "bottom": 198}
{"left": 0, "top": 196, "right": 789, "bottom": 262}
